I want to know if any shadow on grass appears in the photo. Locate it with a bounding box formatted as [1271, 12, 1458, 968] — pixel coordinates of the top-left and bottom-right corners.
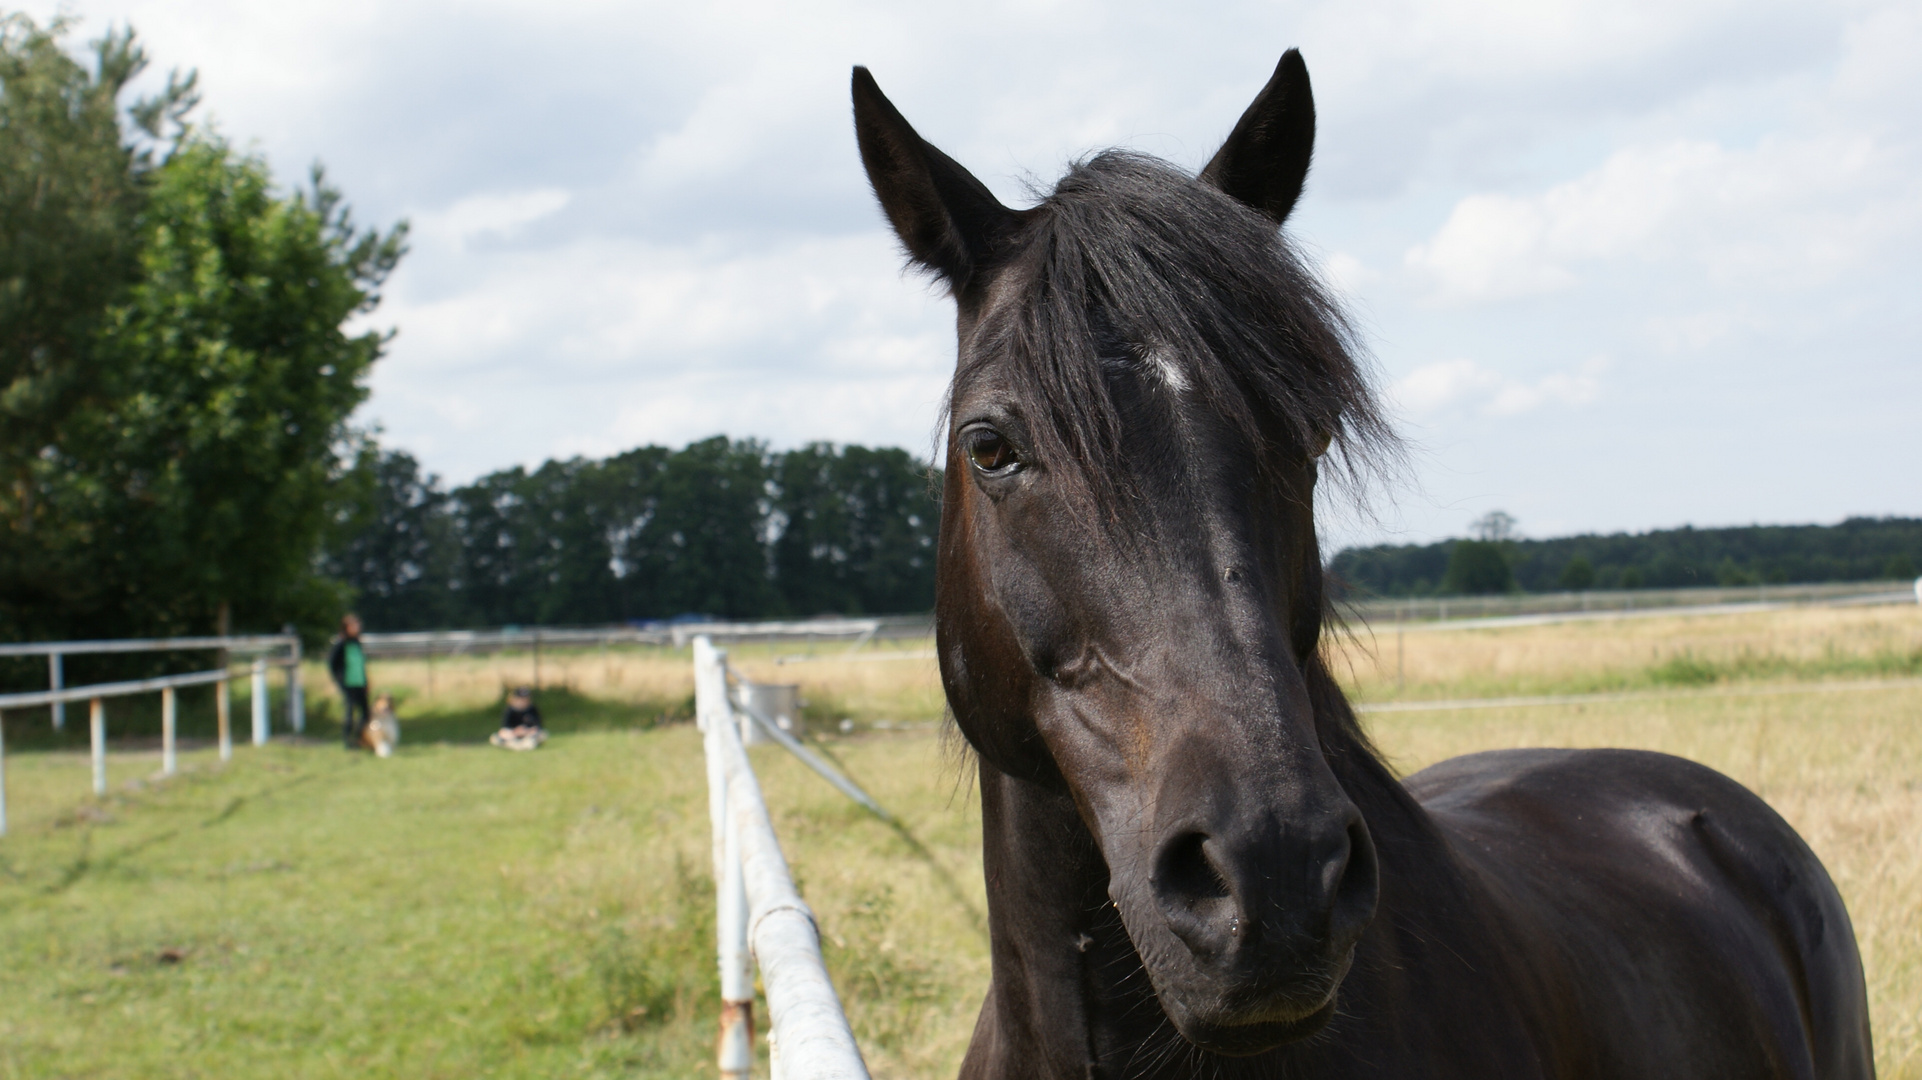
[0, 686, 694, 755]
[396, 686, 692, 746]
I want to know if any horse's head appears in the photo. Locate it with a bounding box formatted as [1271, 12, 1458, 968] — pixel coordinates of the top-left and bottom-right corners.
[855, 52, 1386, 1056]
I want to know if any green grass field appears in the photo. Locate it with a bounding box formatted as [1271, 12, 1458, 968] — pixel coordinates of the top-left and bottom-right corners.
[0, 689, 986, 1079]
[1, 605, 1918, 1078]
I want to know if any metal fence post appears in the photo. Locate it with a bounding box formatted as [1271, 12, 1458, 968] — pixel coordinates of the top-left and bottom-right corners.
[698, 637, 755, 1079]
[217, 677, 232, 762]
[161, 686, 177, 777]
[251, 659, 269, 746]
[90, 698, 106, 796]
[0, 709, 8, 836]
[285, 626, 305, 734]
[49, 653, 64, 732]
[719, 793, 754, 1080]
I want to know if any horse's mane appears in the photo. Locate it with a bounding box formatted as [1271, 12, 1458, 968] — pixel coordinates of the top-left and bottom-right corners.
[952, 151, 1402, 768]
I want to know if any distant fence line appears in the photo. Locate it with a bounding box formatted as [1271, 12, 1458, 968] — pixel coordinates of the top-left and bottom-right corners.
[0, 634, 305, 837]
[359, 581, 1919, 662]
[1340, 581, 1915, 625]
[355, 616, 935, 659]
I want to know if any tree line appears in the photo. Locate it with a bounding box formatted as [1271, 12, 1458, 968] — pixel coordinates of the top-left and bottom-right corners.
[322, 440, 940, 630]
[1331, 517, 1922, 598]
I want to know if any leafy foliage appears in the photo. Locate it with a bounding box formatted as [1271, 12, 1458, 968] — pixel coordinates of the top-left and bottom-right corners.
[1557, 555, 1596, 590]
[1441, 539, 1514, 595]
[327, 439, 941, 629]
[772, 443, 941, 617]
[0, 16, 404, 643]
[1333, 517, 1922, 597]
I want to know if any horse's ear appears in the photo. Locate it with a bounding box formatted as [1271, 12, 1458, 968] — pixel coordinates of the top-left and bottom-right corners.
[1200, 49, 1316, 225]
[853, 66, 1018, 291]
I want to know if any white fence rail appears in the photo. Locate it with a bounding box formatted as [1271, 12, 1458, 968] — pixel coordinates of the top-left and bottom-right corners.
[355, 617, 934, 659]
[0, 634, 305, 837]
[696, 636, 871, 1080]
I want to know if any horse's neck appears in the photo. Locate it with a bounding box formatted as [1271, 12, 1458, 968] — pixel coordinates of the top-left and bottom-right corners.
[965, 765, 1145, 1080]
[962, 670, 1481, 1080]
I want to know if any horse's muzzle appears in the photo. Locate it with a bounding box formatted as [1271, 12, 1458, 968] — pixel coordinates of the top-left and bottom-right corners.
[1140, 808, 1380, 1055]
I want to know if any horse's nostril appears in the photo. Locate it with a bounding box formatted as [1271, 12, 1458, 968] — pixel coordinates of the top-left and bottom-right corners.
[1154, 831, 1239, 956]
[1155, 831, 1230, 905]
[1328, 818, 1380, 944]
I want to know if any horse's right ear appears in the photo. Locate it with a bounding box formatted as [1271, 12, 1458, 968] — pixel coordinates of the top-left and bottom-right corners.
[852, 67, 1018, 292]
[1200, 49, 1316, 225]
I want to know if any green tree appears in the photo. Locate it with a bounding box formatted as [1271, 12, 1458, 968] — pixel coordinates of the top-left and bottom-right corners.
[321, 449, 457, 630]
[0, 16, 405, 642]
[1557, 555, 1595, 591]
[626, 437, 777, 619]
[0, 15, 189, 636]
[1442, 539, 1514, 595]
[60, 138, 403, 637]
[772, 443, 939, 615]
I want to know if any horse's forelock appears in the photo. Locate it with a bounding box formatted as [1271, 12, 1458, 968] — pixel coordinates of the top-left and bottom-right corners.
[958, 151, 1396, 521]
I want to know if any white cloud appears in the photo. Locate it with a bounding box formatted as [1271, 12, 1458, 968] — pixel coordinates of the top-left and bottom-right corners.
[363, 228, 955, 478]
[413, 189, 571, 251]
[1391, 357, 1606, 418]
[1405, 128, 1920, 306]
[1318, 251, 1378, 298]
[23, 0, 1922, 540]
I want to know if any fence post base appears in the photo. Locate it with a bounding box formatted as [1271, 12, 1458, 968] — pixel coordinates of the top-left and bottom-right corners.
[251, 660, 269, 746]
[719, 999, 754, 1080]
[161, 687, 177, 777]
[90, 698, 106, 796]
[49, 654, 64, 732]
[217, 679, 231, 762]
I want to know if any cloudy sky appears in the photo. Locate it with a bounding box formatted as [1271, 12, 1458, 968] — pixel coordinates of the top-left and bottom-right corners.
[31, 0, 1922, 549]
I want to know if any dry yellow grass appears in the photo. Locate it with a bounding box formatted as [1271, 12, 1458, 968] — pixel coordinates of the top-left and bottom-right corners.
[1333, 602, 1922, 700]
[351, 640, 948, 728]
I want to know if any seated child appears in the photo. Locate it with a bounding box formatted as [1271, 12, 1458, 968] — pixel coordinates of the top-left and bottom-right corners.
[361, 693, 401, 758]
[489, 686, 547, 751]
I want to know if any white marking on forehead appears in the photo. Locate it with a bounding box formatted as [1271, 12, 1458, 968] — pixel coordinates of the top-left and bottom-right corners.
[1143, 347, 1191, 394]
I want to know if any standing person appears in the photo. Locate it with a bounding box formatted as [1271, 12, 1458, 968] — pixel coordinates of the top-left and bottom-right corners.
[327, 614, 371, 750]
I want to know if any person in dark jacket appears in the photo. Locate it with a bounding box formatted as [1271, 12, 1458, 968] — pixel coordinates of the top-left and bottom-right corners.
[327, 614, 371, 749]
[489, 686, 546, 750]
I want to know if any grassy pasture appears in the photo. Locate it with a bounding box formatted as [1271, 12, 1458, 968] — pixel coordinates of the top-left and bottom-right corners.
[0, 604, 1916, 1077]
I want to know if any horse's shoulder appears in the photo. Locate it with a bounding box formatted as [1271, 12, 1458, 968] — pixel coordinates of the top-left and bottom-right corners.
[1403, 745, 1804, 871]
[1404, 745, 1744, 813]
[1398, 746, 1869, 1078]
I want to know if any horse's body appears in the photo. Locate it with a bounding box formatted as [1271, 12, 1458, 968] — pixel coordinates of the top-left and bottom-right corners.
[852, 52, 1873, 1079]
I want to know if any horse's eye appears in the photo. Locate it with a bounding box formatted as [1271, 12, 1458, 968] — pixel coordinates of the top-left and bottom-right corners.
[966, 431, 1020, 474]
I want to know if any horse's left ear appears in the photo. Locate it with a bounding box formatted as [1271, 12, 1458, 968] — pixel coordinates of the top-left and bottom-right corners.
[852, 66, 1019, 292]
[1200, 49, 1316, 225]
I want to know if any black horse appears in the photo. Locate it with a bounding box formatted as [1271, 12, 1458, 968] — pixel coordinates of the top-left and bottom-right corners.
[853, 52, 1874, 1079]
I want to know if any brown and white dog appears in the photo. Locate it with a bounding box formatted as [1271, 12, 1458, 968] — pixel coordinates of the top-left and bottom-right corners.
[361, 693, 400, 758]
